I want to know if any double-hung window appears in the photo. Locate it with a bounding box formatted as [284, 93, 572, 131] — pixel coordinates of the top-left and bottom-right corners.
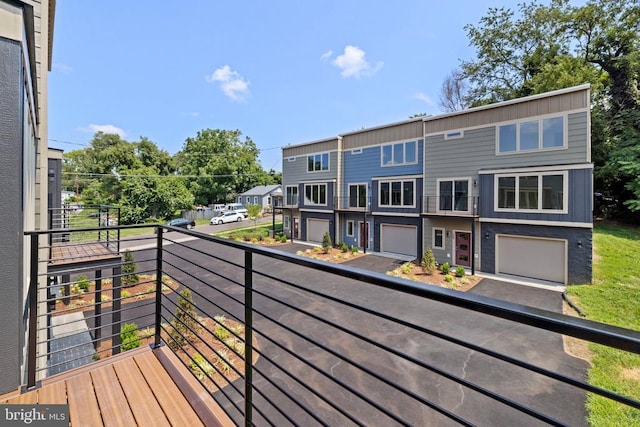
[286, 186, 298, 206]
[304, 184, 327, 205]
[308, 153, 329, 172]
[432, 227, 445, 250]
[438, 179, 470, 212]
[348, 184, 367, 208]
[379, 180, 414, 207]
[496, 171, 566, 212]
[498, 115, 565, 153]
[381, 140, 417, 166]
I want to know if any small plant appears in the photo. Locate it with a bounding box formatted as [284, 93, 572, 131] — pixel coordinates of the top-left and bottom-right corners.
[169, 289, 200, 348]
[280, 235, 287, 243]
[120, 322, 141, 351]
[313, 246, 323, 253]
[400, 262, 413, 275]
[420, 248, 437, 275]
[122, 250, 139, 287]
[441, 262, 451, 275]
[296, 250, 304, 256]
[190, 353, 214, 380]
[444, 274, 454, 283]
[214, 324, 230, 340]
[340, 242, 349, 252]
[216, 349, 234, 374]
[70, 284, 83, 295]
[101, 295, 112, 302]
[121, 290, 131, 299]
[351, 246, 359, 254]
[76, 275, 90, 292]
[92, 353, 101, 361]
[322, 231, 332, 254]
[455, 266, 466, 278]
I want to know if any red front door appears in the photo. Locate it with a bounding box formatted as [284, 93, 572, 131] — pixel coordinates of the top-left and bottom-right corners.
[293, 218, 299, 239]
[455, 232, 471, 267]
[359, 222, 369, 249]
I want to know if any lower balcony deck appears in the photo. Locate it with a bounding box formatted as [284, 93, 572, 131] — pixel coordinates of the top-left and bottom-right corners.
[2, 345, 231, 427]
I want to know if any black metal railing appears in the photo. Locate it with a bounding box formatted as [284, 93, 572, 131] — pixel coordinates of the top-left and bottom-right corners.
[423, 195, 479, 216]
[25, 225, 640, 426]
[48, 204, 121, 252]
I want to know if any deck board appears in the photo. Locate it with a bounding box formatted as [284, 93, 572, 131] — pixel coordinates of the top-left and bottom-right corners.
[67, 372, 103, 426]
[91, 365, 137, 427]
[37, 381, 67, 404]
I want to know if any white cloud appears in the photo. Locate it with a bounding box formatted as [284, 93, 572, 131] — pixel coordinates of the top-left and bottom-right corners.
[331, 45, 383, 79]
[78, 124, 127, 137]
[413, 92, 435, 106]
[205, 65, 250, 101]
[320, 50, 333, 61]
[53, 62, 73, 74]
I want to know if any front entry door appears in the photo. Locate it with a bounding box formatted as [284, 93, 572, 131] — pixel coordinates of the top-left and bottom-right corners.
[455, 232, 471, 267]
[293, 217, 299, 239]
[359, 222, 369, 249]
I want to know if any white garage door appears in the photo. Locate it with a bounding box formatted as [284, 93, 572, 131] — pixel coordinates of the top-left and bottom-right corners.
[381, 224, 417, 258]
[307, 219, 329, 243]
[497, 235, 566, 283]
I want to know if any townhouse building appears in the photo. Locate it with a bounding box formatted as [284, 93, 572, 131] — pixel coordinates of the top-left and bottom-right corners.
[282, 85, 593, 285]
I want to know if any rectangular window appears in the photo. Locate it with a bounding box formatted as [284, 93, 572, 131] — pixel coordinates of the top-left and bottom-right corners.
[286, 186, 298, 206]
[307, 153, 330, 172]
[237, 196, 242, 203]
[351, 148, 363, 154]
[349, 184, 367, 208]
[253, 196, 258, 204]
[267, 196, 271, 206]
[444, 131, 464, 140]
[288, 157, 296, 162]
[497, 115, 565, 153]
[495, 172, 566, 212]
[304, 184, 327, 205]
[246, 197, 250, 204]
[380, 140, 418, 166]
[432, 228, 445, 250]
[284, 216, 290, 229]
[346, 220, 354, 236]
[379, 180, 414, 207]
[438, 179, 470, 212]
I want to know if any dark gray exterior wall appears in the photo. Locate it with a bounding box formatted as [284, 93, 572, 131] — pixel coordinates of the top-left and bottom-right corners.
[372, 216, 422, 256]
[0, 37, 24, 394]
[48, 157, 62, 222]
[480, 222, 592, 284]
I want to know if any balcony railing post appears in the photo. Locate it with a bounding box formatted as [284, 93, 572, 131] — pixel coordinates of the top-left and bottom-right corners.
[27, 233, 39, 389]
[244, 250, 253, 427]
[112, 264, 122, 355]
[154, 227, 164, 347]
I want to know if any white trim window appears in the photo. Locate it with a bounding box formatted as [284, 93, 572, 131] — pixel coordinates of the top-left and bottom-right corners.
[304, 183, 327, 206]
[444, 130, 464, 140]
[283, 216, 290, 229]
[437, 178, 471, 212]
[348, 183, 367, 208]
[267, 196, 271, 206]
[381, 140, 417, 167]
[346, 220, 354, 237]
[495, 171, 567, 213]
[432, 227, 445, 250]
[237, 196, 242, 203]
[497, 115, 565, 154]
[288, 156, 296, 162]
[285, 186, 298, 206]
[246, 196, 251, 204]
[379, 180, 415, 207]
[308, 153, 329, 172]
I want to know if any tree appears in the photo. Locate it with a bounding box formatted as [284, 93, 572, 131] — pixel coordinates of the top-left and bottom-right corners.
[169, 288, 200, 348]
[322, 232, 332, 254]
[421, 248, 437, 275]
[122, 250, 139, 287]
[246, 204, 262, 229]
[439, 69, 469, 112]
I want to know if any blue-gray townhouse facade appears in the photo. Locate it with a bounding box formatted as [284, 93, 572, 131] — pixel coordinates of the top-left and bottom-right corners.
[282, 85, 593, 285]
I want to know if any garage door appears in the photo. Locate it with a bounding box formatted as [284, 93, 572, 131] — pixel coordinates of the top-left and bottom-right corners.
[497, 235, 566, 283]
[307, 219, 329, 243]
[381, 224, 417, 258]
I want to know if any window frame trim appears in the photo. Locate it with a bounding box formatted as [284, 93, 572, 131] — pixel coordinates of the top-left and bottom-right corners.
[303, 183, 328, 206]
[493, 170, 569, 214]
[495, 112, 568, 155]
[380, 140, 419, 167]
[285, 185, 299, 206]
[436, 177, 472, 213]
[347, 182, 368, 209]
[307, 152, 330, 173]
[346, 220, 354, 237]
[432, 227, 445, 250]
[378, 178, 416, 208]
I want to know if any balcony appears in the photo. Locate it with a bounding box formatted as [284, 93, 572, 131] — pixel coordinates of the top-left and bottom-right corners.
[13, 225, 640, 425]
[422, 195, 479, 217]
[334, 196, 371, 212]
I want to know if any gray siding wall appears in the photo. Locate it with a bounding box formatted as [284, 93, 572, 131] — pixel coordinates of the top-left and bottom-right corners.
[0, 37, 24, 394]
[373, 216, 422, 256]
[423, 218, 480, 269]
[424, 112, 589, 199]
[480, 223, 592, 284]
[479, 168, 592, 223]
[282, 151, 338, 187]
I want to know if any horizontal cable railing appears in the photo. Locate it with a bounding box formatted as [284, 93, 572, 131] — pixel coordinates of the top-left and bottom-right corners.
[25, 225, 640, 426]
[423, 195, 478, 215]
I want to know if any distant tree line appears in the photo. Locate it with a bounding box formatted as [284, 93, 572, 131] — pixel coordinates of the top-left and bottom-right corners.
[62, 129, 281, 224]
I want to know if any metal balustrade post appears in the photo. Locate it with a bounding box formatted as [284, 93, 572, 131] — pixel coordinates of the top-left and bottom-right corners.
[244, 250, 253, 427]
[112, 265, 122, 355]
[154, 227, 164, 347]
[27, 234, 39, 389]
[94, 270, 102, 342]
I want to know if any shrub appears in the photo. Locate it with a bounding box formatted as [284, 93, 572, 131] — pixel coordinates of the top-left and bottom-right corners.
[121, 290, 131, 299]
[190, 353, 214, 380]
[120, 322, 141, 351]
[420, 248, 437, 275]
[280, 235, 287, 243]
[441, 262, 450, 274]
[76, 275, 90, 292]
[169, 289, 200, 348]
[340, 242, 349, 252]
[400, 262, 413, 275]
[444, 274, 454, 283]
[122, 250, 139, 287]
[322, 232, 332, 254]
[214, 324, 230, 341]
[351, 245, 359, 254]
[313, 246, 323, 253]
[455, 266, 466, 278]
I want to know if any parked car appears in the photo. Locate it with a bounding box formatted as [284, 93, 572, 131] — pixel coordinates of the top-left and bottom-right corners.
[166, 218, 196, 229]
[210, 211, 244, 225]
[224, 203, 248, 218]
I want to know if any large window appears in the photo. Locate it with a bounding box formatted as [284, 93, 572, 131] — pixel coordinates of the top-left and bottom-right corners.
[349, 184, 367, 208]
[308, 153, 329, 172]
[286, 186, 298, 206]
[304, 184, 327, 205]
[498, 115, 565, 153]
[438, 179, 470, 212]
[381, 140, 417, 166]
[496, 172, 566, 212]
[379, 180, 414, 207]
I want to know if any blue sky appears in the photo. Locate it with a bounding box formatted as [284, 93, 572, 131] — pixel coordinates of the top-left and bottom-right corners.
[49, 1, 527, 172]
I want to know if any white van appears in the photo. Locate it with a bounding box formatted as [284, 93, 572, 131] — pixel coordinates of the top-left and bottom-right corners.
[225, 203, 248, 218]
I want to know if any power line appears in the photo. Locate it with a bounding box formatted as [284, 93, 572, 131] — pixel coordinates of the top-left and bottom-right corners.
[50, 138, 284, 153]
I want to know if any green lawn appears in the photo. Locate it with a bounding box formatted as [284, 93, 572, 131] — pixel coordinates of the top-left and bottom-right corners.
[566, 222, 640, 426]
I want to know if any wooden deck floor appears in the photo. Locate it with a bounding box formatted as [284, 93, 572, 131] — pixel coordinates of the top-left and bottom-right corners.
[50, 241, 121, 267]
[1, 346, 232, 427]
